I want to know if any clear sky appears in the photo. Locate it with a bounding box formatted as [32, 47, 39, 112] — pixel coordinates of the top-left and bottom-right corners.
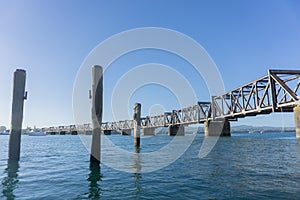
[0, 0, 300, 128]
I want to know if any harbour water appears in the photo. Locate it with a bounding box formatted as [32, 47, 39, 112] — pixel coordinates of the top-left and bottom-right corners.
[1, 132, 300, 199]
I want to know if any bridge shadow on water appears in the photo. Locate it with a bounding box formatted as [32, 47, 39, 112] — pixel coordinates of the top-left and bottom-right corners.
[1, 160, 20, 200]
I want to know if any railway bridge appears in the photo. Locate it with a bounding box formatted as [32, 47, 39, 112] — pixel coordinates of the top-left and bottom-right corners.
[43, 69, 300, 137]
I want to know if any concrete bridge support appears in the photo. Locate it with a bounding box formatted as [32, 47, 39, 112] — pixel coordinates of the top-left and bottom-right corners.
[85, 130, 92, 135]
[294, 105, 300, 137]
[70, 130, 78, 135]
[143, 127, 155, 136]
[122, 129, 131, 135]
[204, 119, 231, 136]
[103, 130, 111, 135]
[168, 125, 185, 136]
[8, 69, 26, 161]
[59, 131, 66, 135]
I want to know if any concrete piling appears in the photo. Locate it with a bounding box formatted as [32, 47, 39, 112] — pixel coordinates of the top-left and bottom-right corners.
[133, 103, 141, 150]
[294, 105, 300, 137]
[168, 125, 185, 136]
[90, 65, 103, 163]
[122, 129, 131, 135]
[8, 69, 26, 161]
[204, 118, 231, 136]
[103, 130, 111, 135]
[143, 127, 155, 136]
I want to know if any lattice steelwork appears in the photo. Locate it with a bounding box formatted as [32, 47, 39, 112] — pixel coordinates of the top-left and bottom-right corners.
[44, 69, 300, 133]
[171, 102, 211, 125]
[211, 69, 300, 120]
[141, 112, 172, 128]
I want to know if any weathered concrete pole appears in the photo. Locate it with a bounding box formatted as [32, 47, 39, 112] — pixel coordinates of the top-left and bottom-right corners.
[294, 105, 300, 137]
[90, 65, 103, 163]
[8, 69, 26, 161]
[133, 103, 141, 150]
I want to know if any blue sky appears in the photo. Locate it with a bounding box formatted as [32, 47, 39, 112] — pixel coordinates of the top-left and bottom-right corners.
[0, 0, 300, 128]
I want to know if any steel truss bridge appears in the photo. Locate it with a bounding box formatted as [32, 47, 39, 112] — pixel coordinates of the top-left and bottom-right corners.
[43, 69, 300, 133]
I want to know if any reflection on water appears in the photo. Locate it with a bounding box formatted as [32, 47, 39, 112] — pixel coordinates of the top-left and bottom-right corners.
[87, 161, 102, 199]
[297, 138, 300, 158]
[132, 152, 141, 173]
[1, 133, 300, 199]
[134, 147, 140, 154]
[132, 151, 142, 200]
[133, 173, 142, 200]
[2, 160, 19, 199]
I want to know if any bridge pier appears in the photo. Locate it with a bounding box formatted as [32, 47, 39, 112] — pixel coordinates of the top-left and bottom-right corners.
[204, 119, 230, 136]
[70, 130, 78, 135]
[103, 130, 111, 135]
[59, 131, 66, 135]
[85, 130, 92, 135]
[122, 129, 131, 135]
[168, 125, 185, 136]
[294, 105, 300, 137]
[143, 127, 155, 136]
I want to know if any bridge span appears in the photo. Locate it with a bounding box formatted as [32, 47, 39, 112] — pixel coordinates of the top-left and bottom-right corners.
[43, 69, 300, 137]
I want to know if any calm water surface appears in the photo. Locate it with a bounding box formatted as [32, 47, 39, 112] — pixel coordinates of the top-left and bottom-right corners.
[0, 132, 300, 199]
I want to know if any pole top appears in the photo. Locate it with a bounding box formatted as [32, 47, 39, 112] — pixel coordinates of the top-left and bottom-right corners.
[92, 65, 103, 69]
[16, 69, 26, 73]
[134, 103, 141, 107]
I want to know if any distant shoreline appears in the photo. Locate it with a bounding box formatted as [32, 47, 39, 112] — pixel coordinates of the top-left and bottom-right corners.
[0, 125, 296, 135]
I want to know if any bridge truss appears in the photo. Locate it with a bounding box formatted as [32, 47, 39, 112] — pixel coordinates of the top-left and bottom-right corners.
[43, 69, 300, 132]
[212, 69, 300, 120]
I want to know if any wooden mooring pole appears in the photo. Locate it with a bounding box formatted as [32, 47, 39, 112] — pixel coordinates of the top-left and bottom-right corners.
[133, 103, 141, 151]
[8, 69, 27, 161]
[90, 65, 103, 163]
